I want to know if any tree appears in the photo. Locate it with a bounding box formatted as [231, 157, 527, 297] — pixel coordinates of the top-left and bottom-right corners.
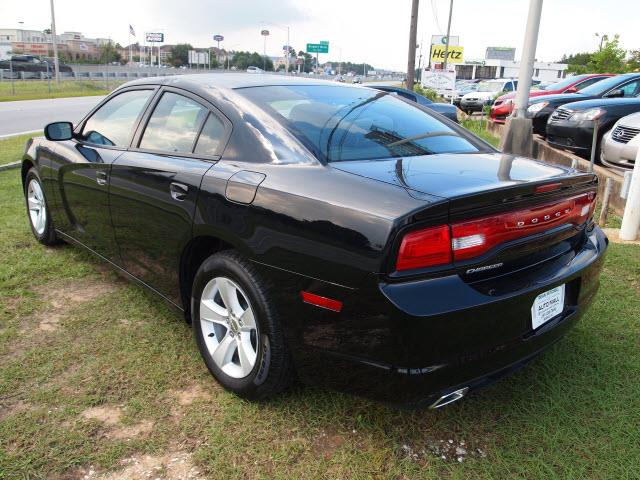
[587, 35, 627, 73]
[231, 51, 273, 71]
[627, 49, 640, 72]
[99, 42, 122, 64]
[297, 50, 314, 73]
[560, 52, 594, 74]
[169, 44, 193, 67]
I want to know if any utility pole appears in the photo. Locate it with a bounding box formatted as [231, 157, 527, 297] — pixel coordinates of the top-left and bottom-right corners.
[406, 0, 419, 89]
[500, 0, 543, 157]
[49, 0, 60, 84]
[442, 0, 454, 72]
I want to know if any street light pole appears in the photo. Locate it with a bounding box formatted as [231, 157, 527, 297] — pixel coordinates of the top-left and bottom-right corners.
[49, 0, 60, 84]
[500, 0, 544, 158]
[514, 0, 543, 119]
[406, 0, 419, 88]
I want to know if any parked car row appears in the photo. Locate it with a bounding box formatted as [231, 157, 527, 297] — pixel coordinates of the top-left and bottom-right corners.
[528, 73, 640, 170]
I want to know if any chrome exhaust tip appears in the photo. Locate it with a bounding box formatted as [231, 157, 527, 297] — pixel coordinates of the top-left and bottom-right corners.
[429, 387, 469, 409]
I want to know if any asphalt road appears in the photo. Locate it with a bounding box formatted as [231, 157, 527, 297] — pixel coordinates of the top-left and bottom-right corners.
[0, 96, 105, 138]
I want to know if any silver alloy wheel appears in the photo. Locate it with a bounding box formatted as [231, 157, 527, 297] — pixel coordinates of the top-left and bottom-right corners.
[27, 178, 46, 235]
[199, 277, 259, 379]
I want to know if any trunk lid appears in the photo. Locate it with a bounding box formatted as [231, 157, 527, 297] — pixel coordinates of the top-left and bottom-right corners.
[332, 152, 590, 202]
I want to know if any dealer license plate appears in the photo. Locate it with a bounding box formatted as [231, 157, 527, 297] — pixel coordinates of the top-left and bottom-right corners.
[531, 284, 565, 330]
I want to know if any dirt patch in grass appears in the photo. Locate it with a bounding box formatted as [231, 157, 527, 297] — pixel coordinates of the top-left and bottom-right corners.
[312, 427, 347, 459]
[31, 279, 119, 333]
[77, 451, 204, 480]
[81, 405, 155, 441]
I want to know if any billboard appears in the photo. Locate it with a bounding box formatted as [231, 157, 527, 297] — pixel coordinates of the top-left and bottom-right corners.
[486, 47, 516, 61]
[145, 32, 164, 43]
[430, 45, 464, 64]
[188, 50, 209, 65]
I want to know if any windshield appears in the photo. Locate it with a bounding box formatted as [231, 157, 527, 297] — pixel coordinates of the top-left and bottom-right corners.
[580, 75, 633, 96]
[476, 81, 505, 93]
[238, 85, 485, 162]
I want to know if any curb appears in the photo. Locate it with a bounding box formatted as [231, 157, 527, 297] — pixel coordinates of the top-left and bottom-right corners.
[0, 161, 20, 172]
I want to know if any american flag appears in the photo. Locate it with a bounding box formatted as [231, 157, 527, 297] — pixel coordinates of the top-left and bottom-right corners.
[129, 25, 136, 36]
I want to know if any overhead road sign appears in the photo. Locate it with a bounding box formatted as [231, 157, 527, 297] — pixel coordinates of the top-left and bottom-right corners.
[307, 43, 328, 54]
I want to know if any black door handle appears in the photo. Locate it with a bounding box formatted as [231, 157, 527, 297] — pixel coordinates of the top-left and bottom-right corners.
[170, 182, 188, 201]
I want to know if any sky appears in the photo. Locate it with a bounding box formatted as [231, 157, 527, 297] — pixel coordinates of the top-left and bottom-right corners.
[1, 0, 639, 71]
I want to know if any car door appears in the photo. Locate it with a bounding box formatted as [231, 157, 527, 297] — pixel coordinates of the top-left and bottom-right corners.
[109, 87, 231, 305]
[48, 87, 156, 261]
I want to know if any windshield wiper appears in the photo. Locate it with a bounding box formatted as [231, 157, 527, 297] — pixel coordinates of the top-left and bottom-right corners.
[386, 131, 461, 148]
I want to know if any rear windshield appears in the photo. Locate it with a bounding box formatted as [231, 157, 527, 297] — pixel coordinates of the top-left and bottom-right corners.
[238, 85, 484, 162]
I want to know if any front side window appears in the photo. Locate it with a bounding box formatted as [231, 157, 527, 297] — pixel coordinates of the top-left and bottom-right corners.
[140, 92, 209, 153]
[617, 80, 640, 97]
[81, 89, 153, 147]
[239, 85, 484, 162]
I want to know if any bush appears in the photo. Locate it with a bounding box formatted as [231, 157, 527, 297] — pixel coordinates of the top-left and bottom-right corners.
[413, 84, 439, 101]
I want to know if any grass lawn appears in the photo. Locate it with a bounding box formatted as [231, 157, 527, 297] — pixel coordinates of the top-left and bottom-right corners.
[0, 80, 123, 102]
[461, 117, 501, 148]
[1, 140, 639, 479]
[0, 133, 41, 165]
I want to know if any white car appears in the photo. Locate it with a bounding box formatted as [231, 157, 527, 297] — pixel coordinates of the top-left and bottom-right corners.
[601, 111, 640, 170]
[246, 66, 264, 74]
[460, 79, 517, 113]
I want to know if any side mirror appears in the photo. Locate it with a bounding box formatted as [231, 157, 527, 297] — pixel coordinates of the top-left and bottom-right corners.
[565, 86, 578, 93]
[605, 89, 624, 99]
[44, 121, 73, 141]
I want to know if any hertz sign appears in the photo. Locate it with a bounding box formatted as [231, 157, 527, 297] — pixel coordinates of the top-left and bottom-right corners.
[431, 45, 464, 63]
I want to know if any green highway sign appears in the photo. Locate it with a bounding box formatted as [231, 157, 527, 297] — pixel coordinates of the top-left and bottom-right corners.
[319, 40, 329, 46]
[306, 43, 329, 54]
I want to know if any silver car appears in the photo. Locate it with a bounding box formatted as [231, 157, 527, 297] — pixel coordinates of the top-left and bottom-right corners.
[601, 111, 640, 170]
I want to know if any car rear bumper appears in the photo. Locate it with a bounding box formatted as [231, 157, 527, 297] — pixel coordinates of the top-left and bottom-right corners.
[272, 225, 607, 407]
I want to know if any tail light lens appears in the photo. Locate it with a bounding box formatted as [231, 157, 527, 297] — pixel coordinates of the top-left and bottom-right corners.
[396, 191, 596, 271]
[396, 225, 451, 271]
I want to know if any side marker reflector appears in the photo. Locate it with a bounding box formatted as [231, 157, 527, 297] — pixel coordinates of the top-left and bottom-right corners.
[300, 291, 343, 312]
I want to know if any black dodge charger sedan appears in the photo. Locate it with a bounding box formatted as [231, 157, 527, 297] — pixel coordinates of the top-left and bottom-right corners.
[546, 97, 640, 160]
[527, 73, 640, 135]
[21, 74, 607, 408]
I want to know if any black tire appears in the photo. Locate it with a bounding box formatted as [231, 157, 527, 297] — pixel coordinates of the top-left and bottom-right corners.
[24, 168, 59, 246]
[191, 250, 295, 400]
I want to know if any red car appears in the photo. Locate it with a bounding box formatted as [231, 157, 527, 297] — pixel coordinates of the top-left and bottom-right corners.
[490, 74, 613, 123]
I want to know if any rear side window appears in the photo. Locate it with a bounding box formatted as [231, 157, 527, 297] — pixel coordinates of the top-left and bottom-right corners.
[140, 92, 208, 153]
[239, 85, 482, 162]
[194, 113, 226, 156]
[81, 89, 152, 147]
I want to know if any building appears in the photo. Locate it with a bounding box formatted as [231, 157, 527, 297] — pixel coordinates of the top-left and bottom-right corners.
[0, 28, 111, 62]
[453, 59, 568, 82]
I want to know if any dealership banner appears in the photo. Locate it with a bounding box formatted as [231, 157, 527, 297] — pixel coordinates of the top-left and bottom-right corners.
[430, 45, 464, 64]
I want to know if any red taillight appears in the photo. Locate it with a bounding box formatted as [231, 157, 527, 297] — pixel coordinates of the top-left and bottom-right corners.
[396, 225, 451, 271]
[395, 192, 596, 271]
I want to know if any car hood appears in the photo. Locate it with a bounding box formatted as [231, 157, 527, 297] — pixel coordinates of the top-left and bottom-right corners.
[529, 92, 593, 105]
[462, 91, 497, 100]
[332, 152, 573, 199]
[617, 111, 640, 128]
[555, 97, 640, 111]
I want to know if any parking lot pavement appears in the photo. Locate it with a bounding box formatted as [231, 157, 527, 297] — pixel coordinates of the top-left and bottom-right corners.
[0, 95, 104, 137]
